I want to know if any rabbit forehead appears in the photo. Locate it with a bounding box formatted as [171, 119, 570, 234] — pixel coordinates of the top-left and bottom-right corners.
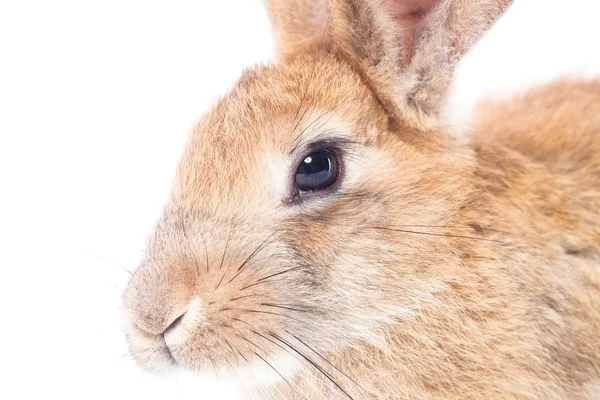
[170, 54, 387, 211]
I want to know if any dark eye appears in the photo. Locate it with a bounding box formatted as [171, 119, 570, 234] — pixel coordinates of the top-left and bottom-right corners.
[294, 151, 338, 192]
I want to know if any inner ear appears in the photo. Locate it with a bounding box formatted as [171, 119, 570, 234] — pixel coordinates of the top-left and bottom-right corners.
[381, 0, 442, 66]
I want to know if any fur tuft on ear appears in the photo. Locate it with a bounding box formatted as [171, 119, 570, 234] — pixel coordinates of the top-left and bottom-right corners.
[266, 0, 512, 127]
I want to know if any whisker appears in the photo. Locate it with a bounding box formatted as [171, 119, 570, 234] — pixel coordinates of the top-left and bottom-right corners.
[252, 330, 305, 365]
[230, 318, 298, 363]
[219, 222, 233, 270]
[85, 252, 133, 276]
[290, 97, 366, 153]
[244, 328, 313, 400]
[250, 332, 320, 400]
[207, 351, 219, 378]
[298, 367, 331, 400]
[223, 338, 238, 360]
[261, 303, 309, 313]
[290, 333, 372, 397]
[238, 350, 249, 363]
[291, 110, 334, 150]
[225, 357, 237, 370]
[215, 272, 226, 290]
[240, 281, 268, 290]
[228, 324, 302, 399]
[241, 266, 303, 291]
[384, 224, 536, 241]
[373, 227, 507, 244]
[225, 358, 247, 393]
[230, 294, 265, 302]
[238, 232, 278, 272]
[229, 231, 278, 284]
[270, 332, 354, 400]
[222, 322, 245, 337]
[253, 352, 305, 399]
[222, 308, 304, 323]
[232, 349, 264, 400]
[467, 256, 499, 261]
[116, 351, 132, 362]
[240, 335, 264, 353]
[231, 317, 254, 329]
[231, 318, 304, 368]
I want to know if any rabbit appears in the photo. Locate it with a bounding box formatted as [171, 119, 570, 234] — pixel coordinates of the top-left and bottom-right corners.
[122, 0, 600, 398]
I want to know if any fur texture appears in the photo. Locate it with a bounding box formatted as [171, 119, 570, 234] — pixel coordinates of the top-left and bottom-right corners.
[122, 1, 600, 398]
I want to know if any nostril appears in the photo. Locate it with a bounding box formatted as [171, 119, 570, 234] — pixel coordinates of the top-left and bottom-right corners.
[163, 313, 185, 335]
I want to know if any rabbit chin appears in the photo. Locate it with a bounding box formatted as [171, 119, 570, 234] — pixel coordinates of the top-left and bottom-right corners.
[206, 350, 305, 391]
[123, 302, 306, 390]
[130, 340, 305, 391]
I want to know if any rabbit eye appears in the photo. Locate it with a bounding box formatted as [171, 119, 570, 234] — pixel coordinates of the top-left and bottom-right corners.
[294, 151, 338, 192]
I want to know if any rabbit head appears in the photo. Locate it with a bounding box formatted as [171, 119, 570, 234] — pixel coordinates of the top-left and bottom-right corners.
[119, 1, 600, 399]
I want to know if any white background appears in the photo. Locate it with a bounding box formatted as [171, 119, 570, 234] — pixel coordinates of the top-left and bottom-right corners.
[1, 1, 599, 399]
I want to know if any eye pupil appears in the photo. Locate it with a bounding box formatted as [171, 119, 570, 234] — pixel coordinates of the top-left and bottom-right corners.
[295, 151, 338, 192]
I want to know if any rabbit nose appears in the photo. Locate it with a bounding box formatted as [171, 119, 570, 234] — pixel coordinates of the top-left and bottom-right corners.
[162, 297, 204, 342]
[126, 309, 188, 339]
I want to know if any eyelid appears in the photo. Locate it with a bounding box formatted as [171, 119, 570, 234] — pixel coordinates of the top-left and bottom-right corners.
[292, 137, 359, 157]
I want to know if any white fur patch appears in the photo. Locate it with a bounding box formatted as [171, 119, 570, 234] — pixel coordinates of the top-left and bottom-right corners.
[197, 348, 305, 394]
[585, 382, 600, 398]
[444, 0, 600, 134]
[267, 154, 293, 200]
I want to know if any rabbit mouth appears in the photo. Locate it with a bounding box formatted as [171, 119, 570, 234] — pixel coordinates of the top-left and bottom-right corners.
[123, 315, 179, 373]
[133, 342, 178, 373]
[163, 339, 178, 364]
[124, 314, 304, 389]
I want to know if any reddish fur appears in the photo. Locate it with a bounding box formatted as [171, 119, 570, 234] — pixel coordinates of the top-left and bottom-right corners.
[123, 1, 600, 398]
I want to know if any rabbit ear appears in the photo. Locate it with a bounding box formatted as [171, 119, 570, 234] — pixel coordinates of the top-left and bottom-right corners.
[395, 0, 512, 125]
[266, 0, 511, 127]
[328, 0, 512, 126]
[265, 0, 331, 56]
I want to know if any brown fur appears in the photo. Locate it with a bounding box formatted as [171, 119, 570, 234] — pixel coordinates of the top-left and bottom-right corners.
[122, 1, 600, 398]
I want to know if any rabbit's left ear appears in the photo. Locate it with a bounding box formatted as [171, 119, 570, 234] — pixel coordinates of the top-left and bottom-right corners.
[266, 0, 512, 126]
[265, 0, 331, 56]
